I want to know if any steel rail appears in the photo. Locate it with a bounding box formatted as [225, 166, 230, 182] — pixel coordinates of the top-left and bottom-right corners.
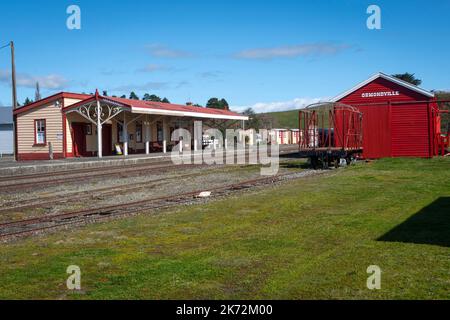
[0, 164, 256, 213]
[0, 171, 307, 239]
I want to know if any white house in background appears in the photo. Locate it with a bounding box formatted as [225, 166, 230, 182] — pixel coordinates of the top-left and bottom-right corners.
[269, 128, 291, 144]
[290, 129, 301, 144]
[0, 107, 13, 156]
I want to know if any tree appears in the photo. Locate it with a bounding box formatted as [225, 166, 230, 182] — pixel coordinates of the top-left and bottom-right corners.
[206, 97, 229, 110]
[435, 91, 450, 132]
[120, 94, 126, 99]
[392, 73, 422, 86]
[206, 98, 219, 108]
[102, 90, 108, 96]
[243, 107, 261, 130]
[220, 98, 229, 110]
[24, 97, 33, 105]
[129, 92, 139, 100]
[161, 97, 170, 103]
[143, 93, 162, 102]
[34, 82, 41, 101]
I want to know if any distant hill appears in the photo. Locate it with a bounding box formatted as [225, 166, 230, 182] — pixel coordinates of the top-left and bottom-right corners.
[260, 109, 299, 129]
[260, 104, 330, 129]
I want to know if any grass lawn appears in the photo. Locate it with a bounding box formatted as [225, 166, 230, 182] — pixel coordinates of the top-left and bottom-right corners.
[263, 109, 299, 129]
[263, 106, 331, 129]
[0, 158, 449, 299]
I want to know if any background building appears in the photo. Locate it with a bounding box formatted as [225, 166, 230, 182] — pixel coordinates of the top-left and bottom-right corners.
[0, 107, 13, 156]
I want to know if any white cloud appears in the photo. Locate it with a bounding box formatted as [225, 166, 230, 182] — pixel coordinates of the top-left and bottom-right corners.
[145, 44, 192, 58]
[175, 81, 190, 89]
[0, 70, 68, 89]
[100, 68, 126, 76]
[234, 43, 350, 60]
[231, 97, 327, 113]
[198, 71, 223, 78]
[136, 64, 172, 73]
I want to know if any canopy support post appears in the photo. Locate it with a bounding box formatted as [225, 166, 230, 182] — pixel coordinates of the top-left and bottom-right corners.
[96, 93, 103, 158]
[145, 115, 150, 155]
[123, 112, 128, 156]
[163, 117, 168, 153]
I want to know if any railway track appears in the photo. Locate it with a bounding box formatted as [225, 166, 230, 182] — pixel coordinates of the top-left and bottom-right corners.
[0, 164, 255, 214]
[0, 162, 202, 192]
[0, 159, 175, 182]
[0, 170, 311, 241]
[0, 147, 300, 192]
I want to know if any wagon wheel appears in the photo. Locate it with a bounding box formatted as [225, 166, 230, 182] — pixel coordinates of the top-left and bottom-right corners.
[310, 156, 318, 169]
[346, 155, 352, 166]
[334, 158, 339, 168]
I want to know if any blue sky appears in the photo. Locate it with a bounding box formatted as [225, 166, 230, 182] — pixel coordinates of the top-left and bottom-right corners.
[0, 0, 449, 112]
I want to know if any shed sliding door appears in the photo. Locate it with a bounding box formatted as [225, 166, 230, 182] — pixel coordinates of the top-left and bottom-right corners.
[390, 104, 429, 157]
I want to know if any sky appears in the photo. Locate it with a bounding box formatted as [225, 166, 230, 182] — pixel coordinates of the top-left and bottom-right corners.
[0, 0, 449, 112]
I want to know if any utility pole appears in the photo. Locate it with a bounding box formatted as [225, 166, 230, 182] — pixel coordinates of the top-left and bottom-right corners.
[10, 41, 18, 161]
[11, 41, 17, 109]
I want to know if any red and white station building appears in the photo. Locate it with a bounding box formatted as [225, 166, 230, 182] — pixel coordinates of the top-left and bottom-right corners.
[13, 91, 248, 160]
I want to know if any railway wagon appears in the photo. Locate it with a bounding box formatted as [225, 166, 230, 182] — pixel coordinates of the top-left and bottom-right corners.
[298, 102, 363, 168]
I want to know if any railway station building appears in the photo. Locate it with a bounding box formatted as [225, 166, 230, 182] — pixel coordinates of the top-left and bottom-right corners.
[13, 91, 248, 160]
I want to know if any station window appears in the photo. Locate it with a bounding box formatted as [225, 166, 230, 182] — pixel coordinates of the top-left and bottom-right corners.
[34, 119, 46, 145]
[157, 121, 163, 142]
[117, 123, 124, 143]
[136, 122, 142, 143]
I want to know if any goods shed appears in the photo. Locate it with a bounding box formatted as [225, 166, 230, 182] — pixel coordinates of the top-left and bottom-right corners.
[331, 72, 442, 158]
[13, 91, 247, 160]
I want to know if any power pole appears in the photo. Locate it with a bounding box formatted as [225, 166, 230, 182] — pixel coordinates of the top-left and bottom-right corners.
[11, 41, 18, 161]
[11, 41, 17, 109]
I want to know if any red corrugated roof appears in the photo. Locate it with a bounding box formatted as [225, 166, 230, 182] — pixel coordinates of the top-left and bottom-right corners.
[13, 92, 92, 115]
[15, 91, 246, 119]
[104, 96, 243, 117]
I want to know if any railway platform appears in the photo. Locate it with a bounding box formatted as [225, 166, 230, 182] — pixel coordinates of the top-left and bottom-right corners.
[0, 144, 299, 177]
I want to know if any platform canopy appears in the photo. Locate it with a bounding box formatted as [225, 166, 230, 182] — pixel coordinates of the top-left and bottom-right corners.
[63, 92, 248, 121]
[62, 90, 248, 158]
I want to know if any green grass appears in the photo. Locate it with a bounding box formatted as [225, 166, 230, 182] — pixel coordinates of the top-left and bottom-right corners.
[263, 109, 299, 129]
[262, 106, 330, 129]
[0, 158, 449, 299]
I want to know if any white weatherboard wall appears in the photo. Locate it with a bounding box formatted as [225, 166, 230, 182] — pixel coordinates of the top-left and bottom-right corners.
[0, 130, 13, 155]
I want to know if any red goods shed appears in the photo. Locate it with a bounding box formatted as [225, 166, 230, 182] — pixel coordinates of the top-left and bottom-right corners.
[331, 72, 441, 158]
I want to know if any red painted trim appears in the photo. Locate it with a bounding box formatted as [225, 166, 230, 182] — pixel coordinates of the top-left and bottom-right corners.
[13, 92, 91, 115]
[17, 153, 64, 161]
[62, 95, 132, 113]
[62, 99, 67, 158]
[388, 100, 392, 157]
[13, 114, 18, 161]
[427, 101, 433, 158]
[34, 119, 47, 146]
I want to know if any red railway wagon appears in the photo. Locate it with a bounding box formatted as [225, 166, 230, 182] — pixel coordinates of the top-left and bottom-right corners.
[331, 72, 442, 159]
[298, 102, 363, 168]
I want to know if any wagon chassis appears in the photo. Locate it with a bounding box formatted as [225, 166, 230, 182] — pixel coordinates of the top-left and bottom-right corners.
[298, 147, 363, 169]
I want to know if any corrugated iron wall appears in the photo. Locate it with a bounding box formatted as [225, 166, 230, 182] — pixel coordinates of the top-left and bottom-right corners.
[391, 103, 429, 157]
[338, 77, 436, 158]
